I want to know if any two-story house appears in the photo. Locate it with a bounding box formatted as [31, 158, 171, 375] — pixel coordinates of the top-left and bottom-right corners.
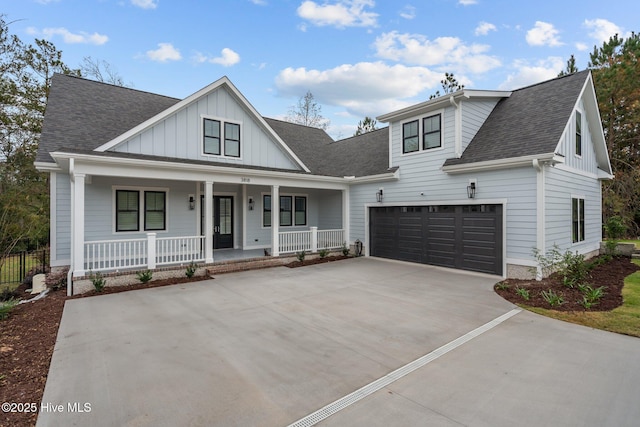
[36, 70, 612, 294]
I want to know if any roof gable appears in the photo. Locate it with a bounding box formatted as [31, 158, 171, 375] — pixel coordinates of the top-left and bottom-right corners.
[443, 70, 592, 167]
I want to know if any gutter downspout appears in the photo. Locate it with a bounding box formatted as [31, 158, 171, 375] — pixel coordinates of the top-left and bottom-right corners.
[450, 95, 462, 158]
[533, 159, 545, 280]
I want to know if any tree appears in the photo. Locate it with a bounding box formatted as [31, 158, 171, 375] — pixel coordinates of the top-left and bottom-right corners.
[285, 90, 330, 130]
[588, 32, 640, 236]
[558, 54, 579, 77]
[429, 72, 464, 99]
[80, 56, 127, 86]
[0, 15, 78, 256]
[354, 116, 377, 136]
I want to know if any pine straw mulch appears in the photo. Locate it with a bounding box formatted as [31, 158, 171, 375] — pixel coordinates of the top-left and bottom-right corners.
[494, 255, 640, 311]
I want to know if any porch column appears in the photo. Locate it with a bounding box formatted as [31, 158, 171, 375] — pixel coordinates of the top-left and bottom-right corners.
[271, 185, 279, 256]
[342, 189, 350, 247]
[71, 172, 86, 279]
[205, 180, 214, 263]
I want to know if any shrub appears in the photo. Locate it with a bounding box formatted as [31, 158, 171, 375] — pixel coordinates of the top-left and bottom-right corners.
[0, 287, 19, 302]
[495, 282, 510, 291]
[45, 267, 69, 291]
[341, 243, 350, 256]
[578, 284, 606, 309]
[0, 299, 18, 320]
[531, 245, 563, 278]
[604, 216, 627, 256]
[515, 286, 530, 300]
[541, 289, 564, 307]
[137, 270, 153, 284]
[318, 249, 329, 258]
[89, 271, 106, 292]
[185, 261, 198, 278]
[559, 251, 588, 288]
[296, 251, 306, 262]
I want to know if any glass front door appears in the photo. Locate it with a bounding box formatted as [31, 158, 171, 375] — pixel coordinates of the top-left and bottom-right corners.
[201, 196, 233, 249]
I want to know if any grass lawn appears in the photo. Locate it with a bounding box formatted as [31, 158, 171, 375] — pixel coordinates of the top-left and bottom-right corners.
[527, 259, 640, 337]
[619, 239, 640, 248]
[0, 253, 43, 292]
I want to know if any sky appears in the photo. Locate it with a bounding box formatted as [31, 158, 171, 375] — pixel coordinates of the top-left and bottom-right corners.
[4, 0, 639, 139]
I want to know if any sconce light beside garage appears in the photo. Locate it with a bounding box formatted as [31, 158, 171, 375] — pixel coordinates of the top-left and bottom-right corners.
[248, 196, 255, 211]
[467, 181, 477, 199]
[376, 188, 384, 203]
[188, 194, 195, 210]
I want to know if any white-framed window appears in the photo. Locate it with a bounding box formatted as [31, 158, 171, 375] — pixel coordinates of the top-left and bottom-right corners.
[572, 196, 585, 243]
[202, 115, 241, 158]
[114, 186, 168, 233]
[262, 194, 307, 227]
[575, 110, 582, 157]
[401, 110, 443, 155]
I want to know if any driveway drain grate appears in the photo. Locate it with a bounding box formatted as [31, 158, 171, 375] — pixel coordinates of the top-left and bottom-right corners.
[287, 308, 521, 427]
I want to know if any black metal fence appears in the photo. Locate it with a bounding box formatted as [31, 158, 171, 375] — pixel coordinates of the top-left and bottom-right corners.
[0, 247, 49, 287]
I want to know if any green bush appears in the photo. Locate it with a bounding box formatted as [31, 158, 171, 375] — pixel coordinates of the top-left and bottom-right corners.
[0, 299, 18, 320]
[341, 243, 350, 256]
[560, 251, 588, 288]
[296, 251, 306, 262]
[578, 284, 606, 309]
[318, 249, 329, 258]
[89, 271, 106, 292]
[515, 286, 530, 300]
[185, 261, 197, 278]
[136, 270, 153, 284]
[45, 268, 68, 291]
[541, 289, 564, 307]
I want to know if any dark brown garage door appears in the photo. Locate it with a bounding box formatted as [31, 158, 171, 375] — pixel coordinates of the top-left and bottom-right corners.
[369, 205, 503, 275]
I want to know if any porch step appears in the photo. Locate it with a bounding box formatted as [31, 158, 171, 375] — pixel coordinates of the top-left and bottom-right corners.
[207, 254, 297, 276]
[632, 250, 640, 260]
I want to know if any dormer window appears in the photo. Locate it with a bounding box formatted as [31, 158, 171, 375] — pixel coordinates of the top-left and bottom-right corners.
[402, 112, 442, 154]
[203, 116, 241, 158]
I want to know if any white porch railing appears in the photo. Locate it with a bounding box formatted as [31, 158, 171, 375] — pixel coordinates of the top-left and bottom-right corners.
[279, 227, 344, 254]
[84, 234, 205, 273]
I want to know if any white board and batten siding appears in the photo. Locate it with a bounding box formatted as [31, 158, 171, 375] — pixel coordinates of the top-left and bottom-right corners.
[112, 85, 300, 171]
[461, 100, 499, 151]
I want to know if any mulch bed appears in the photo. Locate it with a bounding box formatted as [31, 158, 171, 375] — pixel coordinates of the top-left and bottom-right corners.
[285, 254, 351, 268]
[495, 256, 640, 311]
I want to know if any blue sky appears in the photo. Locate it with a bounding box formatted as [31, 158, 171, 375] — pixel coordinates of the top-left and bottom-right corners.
[4, 0, 638, 139]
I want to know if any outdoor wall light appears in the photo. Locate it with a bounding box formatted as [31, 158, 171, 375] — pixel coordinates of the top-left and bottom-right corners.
[248, 196, 255, 211]
[188, 195, 195, 210]
[376, 188, 384, 203]
[467, 182, 476, 199]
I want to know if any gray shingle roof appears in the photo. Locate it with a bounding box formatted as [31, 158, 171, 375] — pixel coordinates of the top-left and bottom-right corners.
[444, 70, 589, 167]
[37, 74, 180, 163]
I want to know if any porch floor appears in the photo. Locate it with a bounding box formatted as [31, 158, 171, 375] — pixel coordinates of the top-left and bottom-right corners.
[212, 248, 267, 263]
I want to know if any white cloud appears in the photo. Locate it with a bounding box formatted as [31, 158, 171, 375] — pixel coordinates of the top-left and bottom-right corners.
[194, 48, 240, 67]
[35, 0, 60, 4]
[275, 61, 443, 117]
[583, 18, 625, 43]
[526, 21, 563, 47]
[475, 21, 496, 36]
[458, 0, 477, 5]
[297, 0, 378, 28]
[250, 0, 268, 4]
[131, 0, 158, 9]
[498, 57, 564, 90]
[26, 27, 108, 45]
[399, 5, 416, 20]
[373, 31, 501, 74]
[146, 43, 182, 62]
[575, 42, 588, 51]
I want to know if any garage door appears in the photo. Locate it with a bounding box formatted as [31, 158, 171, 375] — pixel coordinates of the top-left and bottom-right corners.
[369, 205, 503, 275]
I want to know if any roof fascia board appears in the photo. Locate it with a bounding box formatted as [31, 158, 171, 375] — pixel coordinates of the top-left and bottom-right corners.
[346, 169, 400, 184]
[442, 153, 562, 174]
[34, 161, 62, 172]
[377, 89, 511, 123]
[93, 76, 311, 173]
[50, 151, 342, 184]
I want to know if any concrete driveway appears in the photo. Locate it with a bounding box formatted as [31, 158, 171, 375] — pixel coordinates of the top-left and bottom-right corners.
[37, 258, 640, 426]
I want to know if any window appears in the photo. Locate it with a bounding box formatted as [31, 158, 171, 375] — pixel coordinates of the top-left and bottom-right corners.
[575, 111, 582, 156]
[423, 114, 441, 149]
[295, 196, 307, 226]
[203, 118, 221, 155]
[263, 194, 307, 227]
[263, 195, 272, 227]
[116, 190, 139, 232]
[572, 197, 585, 243]
[144, 191, 166, 231]
[224, 122, 240, 157]
[403, 120, 419, 153]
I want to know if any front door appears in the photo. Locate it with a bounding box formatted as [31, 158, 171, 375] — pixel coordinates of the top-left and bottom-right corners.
[201, 196, 234, 249]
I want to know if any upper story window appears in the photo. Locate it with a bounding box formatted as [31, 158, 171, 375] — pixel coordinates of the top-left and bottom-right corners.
[402, 112, 442, 154]
[423, 114, 441, 149]
[203, 117, 241, 158]
[575, 111, 582, 156]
